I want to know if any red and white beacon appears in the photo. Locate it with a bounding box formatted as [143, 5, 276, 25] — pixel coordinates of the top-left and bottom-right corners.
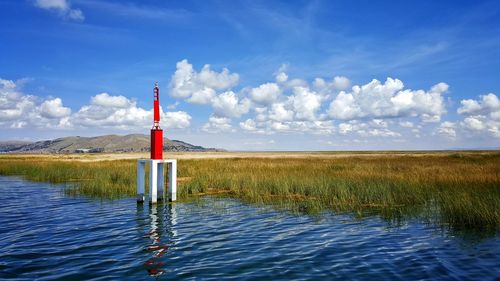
[137, 82, 176, 204]
[150, 82, 163, 160]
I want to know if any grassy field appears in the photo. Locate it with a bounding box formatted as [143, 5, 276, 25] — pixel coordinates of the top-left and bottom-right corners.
[0, 151, 498, 232]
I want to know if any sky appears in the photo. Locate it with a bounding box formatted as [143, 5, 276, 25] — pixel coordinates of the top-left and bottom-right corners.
[0, 0, 499, 150]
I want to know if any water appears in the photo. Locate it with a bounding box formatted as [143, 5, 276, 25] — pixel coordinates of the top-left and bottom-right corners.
[0, 177, 498, 280]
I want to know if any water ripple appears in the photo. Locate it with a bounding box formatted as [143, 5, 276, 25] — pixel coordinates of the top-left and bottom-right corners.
[0, 177, 498, 280]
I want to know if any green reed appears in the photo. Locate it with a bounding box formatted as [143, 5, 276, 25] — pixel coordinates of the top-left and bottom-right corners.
[0, 152, 498, 231]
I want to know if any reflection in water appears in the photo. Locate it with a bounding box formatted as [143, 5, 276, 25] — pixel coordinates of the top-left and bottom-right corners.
[1, 175, 498, 280]
[141, 203, 177, 278]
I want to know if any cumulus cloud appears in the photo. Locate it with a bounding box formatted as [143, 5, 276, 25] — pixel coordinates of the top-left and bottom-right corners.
[460, 115, 499, 138]
[436, 121, 456, 139]
[6, 59, 500, 147]
[240, 119, 259, 132]
[337, 121, 400, 137]
[187, 88, 215, 104]
[332, 76, 351, 90]
[211, 91, 250, 118]
[0, 79, 191, 131]
[399, 121, 414, 128]
[268, 103, 294, 122]
[457, 93, 499, 138]
[458, 93, 499, 120]
[314, 76, 350, 93]
[39, 98, 71, 119]
[34, 0, 84, 21]
[275, 64, 289, 83]
[328, 78, 447, 122]
[249, 83, 281, 105]
[276, 72, 288, 83]
[202, 115, 233, 133]
[0, 78, 70, 129]
[170, 59, 239, 102]
[164, 61, 458, 140]
[0, 79, 35, 121]
[91, 93, 131, 108]
[163, 111, 191, 129]
[74, 93, 191, 129]
[239, 119, 336, 135]
[289, 86, 322, 121]
[359, 128, 401, 138]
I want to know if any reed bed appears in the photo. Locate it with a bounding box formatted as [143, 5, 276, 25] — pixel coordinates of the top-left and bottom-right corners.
[0, 152, 498, 231]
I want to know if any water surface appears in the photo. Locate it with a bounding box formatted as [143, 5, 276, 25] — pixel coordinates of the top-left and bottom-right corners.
[0, 177, 498, 280]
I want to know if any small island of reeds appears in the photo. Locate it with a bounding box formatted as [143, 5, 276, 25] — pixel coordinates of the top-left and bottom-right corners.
[0, 151, 498, 232]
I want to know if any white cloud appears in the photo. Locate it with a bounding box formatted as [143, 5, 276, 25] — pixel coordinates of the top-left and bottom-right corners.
[332, 76, 350, 90]
[163, 111, 191, 129]
[0, 79, 36, 121]
[337, 120, 400, 138]
[328, 78, 447, 122]
[239, 118, 335, 135]
[436, 121, 456, 139]
[249, 83, 281, 105]
[187, 88, 216, 104]
[461, 115, 499, 138]
[399, 121, 414, 128]
[239, 119, 259, 132]
[35, 0, 68, 10]
[91, 93, 131, 108]
[369, 119, 389, 128]
[211, 91, 250, 118]
[359, 128, 401, 138]
[313, 76, 350, 93]
[462, 116, 485, 131]
[457, 93, 499, 120]
[166, 101, 179, 110]
[289, 86, 322, 121]
[0, 78, 69, 129]
[202, 115, 233, 133]
[243, 139, 275, 146]
[0, 82, 190, 131]
[275, 64, 289, 83]
[73, 96, 149, 128]
[328, 91, 359, 120]
[457, 93, 500, 138]
[169, 59, 239, 100]
[34, 0, 84, 21]
[338, 123, 353, 135]
[39, 98, 71, 119]
[276, 72, 288, 83]
[74, 93, 191, 130]
[5, 59, 500, 149]
[268, 103, 294, 122]
[66, 8, 84, 21]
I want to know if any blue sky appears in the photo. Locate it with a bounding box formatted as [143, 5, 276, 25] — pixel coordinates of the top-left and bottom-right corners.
[0, 0, 499, 150]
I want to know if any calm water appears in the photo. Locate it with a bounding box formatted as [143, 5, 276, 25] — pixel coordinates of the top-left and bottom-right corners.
[0, 177, 498, 280]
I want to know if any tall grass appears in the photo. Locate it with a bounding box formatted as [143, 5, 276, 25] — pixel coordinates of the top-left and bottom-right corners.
[0, 152, 498, 231]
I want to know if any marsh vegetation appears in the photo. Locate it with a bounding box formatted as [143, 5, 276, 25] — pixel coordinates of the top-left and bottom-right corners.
[0, 152, 498, 231]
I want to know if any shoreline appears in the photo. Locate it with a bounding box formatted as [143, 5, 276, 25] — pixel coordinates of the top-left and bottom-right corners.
[1, 150, 499, 162]
[0, 151, 498, 231]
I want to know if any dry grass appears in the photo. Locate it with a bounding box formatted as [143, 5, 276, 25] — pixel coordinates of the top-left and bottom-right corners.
[0, 151, 498, 231]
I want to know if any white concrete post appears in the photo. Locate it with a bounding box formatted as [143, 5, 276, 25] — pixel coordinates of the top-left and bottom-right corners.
[157, 163, 165, 201]
[137, 160, 145, 203]
[137, 159, 176, 204]
[169, 160, 177, 202]
[149, 160, 158, 204]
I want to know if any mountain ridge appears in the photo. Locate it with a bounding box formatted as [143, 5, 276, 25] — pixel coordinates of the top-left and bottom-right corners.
[0, 134, 224, 153]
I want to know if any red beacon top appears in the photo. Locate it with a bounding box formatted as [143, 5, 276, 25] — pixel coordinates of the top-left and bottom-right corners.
[150, 82, 163, 160]
[153, 82, 160, 129]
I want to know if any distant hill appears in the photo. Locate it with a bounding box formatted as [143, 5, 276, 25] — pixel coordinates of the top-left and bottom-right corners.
[0, 134, 224, 153]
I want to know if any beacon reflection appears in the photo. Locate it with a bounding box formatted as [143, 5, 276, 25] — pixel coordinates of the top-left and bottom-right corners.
[142, 203, 177, 277]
